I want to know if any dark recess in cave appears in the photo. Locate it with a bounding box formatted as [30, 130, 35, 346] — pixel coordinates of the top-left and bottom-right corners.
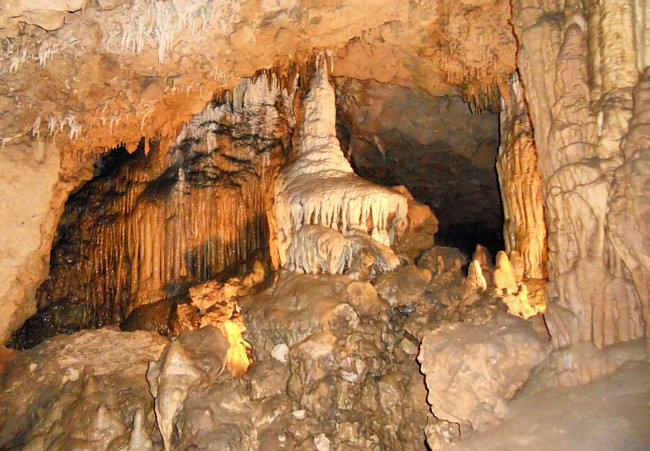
[334, 77, 504, 257]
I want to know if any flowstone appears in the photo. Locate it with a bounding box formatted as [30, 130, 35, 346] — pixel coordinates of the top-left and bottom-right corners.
[271, 61, 408, 275]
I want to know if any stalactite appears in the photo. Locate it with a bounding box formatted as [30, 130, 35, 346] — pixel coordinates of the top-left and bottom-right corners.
[37, 70, 295, 327]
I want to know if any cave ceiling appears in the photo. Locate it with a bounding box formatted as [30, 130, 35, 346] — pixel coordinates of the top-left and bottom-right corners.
[1, 0, 516, 180]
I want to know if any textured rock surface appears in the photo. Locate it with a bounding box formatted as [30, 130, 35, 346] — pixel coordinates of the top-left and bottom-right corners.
[0, 329, 168, 448]
[0, 0, 516, 343]
[2, 241, 647, 449]
[512, 0, 648, 349]
[608, 68, 650, 355]
[10, 73, 288, 346]
[418, 312, 549, 431]
[496, 74, 547, 279]
[450, 360, 650, 450]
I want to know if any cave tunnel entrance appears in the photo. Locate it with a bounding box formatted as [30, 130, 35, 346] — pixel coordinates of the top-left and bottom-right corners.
[334, 77, 503, 257]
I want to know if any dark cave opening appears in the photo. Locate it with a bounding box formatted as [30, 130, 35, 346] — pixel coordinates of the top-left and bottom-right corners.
[334, 77, 504, 258]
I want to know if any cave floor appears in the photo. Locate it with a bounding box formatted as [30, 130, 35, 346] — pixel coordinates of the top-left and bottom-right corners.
[453, 360, 650, 450]
[1, 256, 648, 449]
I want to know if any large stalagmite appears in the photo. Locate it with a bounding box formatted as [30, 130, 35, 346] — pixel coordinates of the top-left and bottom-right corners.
[271, 62, 408, 274]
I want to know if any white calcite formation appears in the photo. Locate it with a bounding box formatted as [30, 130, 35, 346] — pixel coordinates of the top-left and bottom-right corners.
[272, 62, 408, 275]
[286, 225, 400, 276]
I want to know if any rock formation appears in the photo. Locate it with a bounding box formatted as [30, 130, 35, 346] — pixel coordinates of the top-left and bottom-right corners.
[0, 0, 649, 449]
[496, 74, 548, 279]
[11, 73, 291, 346]
[512, 0, 648, 350]
[271, 61, 408, 274]
[418, 312, 549, 432]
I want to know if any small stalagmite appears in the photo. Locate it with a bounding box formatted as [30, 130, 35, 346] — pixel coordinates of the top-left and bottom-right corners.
[462, 260, 488, 305]
[472, 245, 494, 286]
[493, 251, 518, 294]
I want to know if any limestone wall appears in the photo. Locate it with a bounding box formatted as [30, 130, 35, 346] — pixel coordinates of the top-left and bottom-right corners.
[512, 0, 649, 350]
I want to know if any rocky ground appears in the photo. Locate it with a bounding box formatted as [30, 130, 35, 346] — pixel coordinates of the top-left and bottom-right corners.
[0, 241, 648, 450]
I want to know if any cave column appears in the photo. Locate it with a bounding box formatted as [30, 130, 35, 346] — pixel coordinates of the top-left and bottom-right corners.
[511, 0, 648, 350]
[496, 73, 548, 279]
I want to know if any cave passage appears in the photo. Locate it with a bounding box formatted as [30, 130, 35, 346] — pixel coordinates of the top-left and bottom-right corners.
[2, 0, 648, 448]
[10, 75, 508, 350]
[334, 77, 503, 256]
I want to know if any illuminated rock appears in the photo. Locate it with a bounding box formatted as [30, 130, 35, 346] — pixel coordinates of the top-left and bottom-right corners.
[493, 251, 518, 295]
[271, 61, 408, 274]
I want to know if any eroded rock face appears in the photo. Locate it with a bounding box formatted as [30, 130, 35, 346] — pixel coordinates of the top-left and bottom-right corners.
[512, 0, 648, 350]
[418, 312, 549, 432]
[10, 73, 291, 347]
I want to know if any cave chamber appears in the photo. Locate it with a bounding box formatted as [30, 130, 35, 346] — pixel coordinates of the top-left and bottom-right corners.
[0, 0, 649, 449]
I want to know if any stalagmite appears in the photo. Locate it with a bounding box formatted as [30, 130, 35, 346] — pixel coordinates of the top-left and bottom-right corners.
[272, 61, 408, 274]
[462, 260, 487, 305]
[286, 225, 400, 276]
[147, 341, 206, 450]
[493, 251, 518, 295]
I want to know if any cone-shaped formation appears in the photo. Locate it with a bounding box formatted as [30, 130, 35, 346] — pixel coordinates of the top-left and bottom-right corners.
[272, 62, 408, 274]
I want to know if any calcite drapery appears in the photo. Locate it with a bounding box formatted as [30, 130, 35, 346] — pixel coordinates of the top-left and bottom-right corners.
[35, 73, 295, 329]
[512, 0, 648, 350]
[496, 73, 548, 279]
[271, 62, 408, 274]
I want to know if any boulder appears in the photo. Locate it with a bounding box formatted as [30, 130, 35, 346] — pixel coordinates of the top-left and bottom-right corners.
[418, 312, 549, 431]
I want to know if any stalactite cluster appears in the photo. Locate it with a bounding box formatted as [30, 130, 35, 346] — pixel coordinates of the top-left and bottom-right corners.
[431, 0, 516, 112]
[31, 72, 297, 333]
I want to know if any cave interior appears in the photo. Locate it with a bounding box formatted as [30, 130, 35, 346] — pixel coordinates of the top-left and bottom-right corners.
[0, 0, 649, 449]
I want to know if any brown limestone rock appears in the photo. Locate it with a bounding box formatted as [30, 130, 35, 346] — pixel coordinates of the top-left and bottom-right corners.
[0, 329, 168, 449]
[373, 265, 432, 307]
[418, 312, 549, 431]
